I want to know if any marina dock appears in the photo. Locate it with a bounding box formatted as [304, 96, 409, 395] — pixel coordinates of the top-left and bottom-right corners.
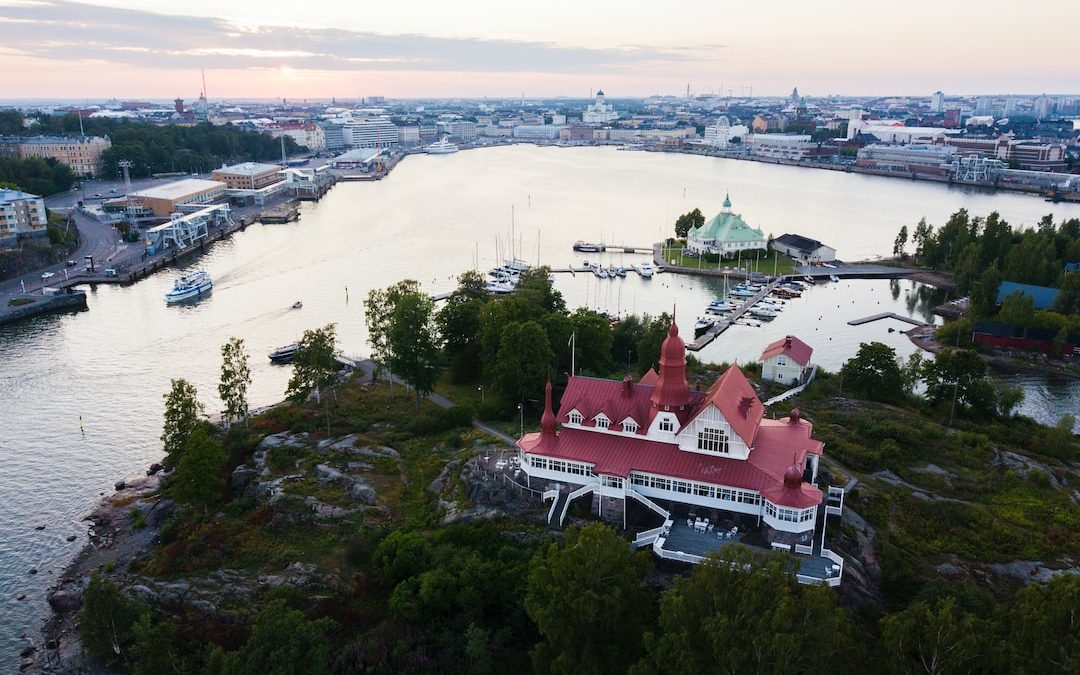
[687, 278, 782, 352]
[847, 312, 929, 328]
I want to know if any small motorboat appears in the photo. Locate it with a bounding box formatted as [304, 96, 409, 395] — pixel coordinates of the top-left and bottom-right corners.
[635, 262, 655, 278]
[803, 275, 815, 284]
[729, 287, 756, 298]
[708, 300, 739, 313]
[615, 267, 628, 278]
[291, 301, 303, 309]
[694, 317, 716, 337]
[269, 343, 299, 364]
[829, 274, 841, 283]
[749, 306, 779, 319]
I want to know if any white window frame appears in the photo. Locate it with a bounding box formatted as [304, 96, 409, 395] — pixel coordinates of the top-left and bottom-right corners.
[594, 414, 610, 429]
[567, 410, 583, 425]
[659, 418, 674, 432]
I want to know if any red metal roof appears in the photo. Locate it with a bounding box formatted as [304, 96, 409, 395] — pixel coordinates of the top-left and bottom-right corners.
[685, 366, 764, 447]
[558, 376, 706, 433]
[759, 335, 814, 366]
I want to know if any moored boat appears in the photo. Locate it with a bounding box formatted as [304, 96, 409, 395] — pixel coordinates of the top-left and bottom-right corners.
[694, 316, 716, 337]
[634, 262, 655, 278]
[573, 241, 606, 253]
[425, 138, 459, 154]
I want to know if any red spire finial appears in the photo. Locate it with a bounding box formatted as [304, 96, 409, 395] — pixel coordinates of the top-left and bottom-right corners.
[540, 379, 556, 438]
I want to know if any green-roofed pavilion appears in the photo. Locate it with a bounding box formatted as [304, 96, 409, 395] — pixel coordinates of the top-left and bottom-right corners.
[687, 194, 767, 257]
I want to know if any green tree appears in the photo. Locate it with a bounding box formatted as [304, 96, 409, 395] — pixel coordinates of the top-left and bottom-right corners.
[525, 523, 653, 675]
[171, 426, 226, 510]
[78, 575, 144, 662]
[1000, 558, 1080, 674]
[840, 342, 903, 402]
[218, 337, 251, 427]
[922, 348, 996, 418]
[968, 264, 1003, 318]
[221, 599, 335, 675]
[492, 321, 554, 404]
[1053, 270, 1080, 315]
[365, 279, 423, 377]
[437, 271, 488, 381]
[911, 217, 934, 263]
[998, 290, 1035, 327]
[636, 313, 672, 373]
[611, 315, 646, 374]
[894, 224, 909, 258]
[674, 208, 705, 238]
[881, 597, 986, 675]
[130, 614, 178, 675]
[285, 323, 338, 403]
[899, 351, 925, 395]
[633, 547, 854, 675]
[568, 308, 613, 375]
[161, 378, 204, 470]
[387, 289, 442, 408]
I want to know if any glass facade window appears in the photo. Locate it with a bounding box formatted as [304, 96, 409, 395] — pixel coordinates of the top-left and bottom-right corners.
[697, 426, 729, 454]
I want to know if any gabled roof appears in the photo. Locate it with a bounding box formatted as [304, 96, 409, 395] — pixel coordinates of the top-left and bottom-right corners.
[685, 366, 763, 447]
[638, 368, 659, 386]
[997, 281, 1060, 311]
[759, 335, 814, 366]
[558, 376, 705, 434]
[773, 233, 829, 254]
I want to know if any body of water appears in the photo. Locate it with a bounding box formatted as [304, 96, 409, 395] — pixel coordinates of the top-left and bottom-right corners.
[2, 145, 1079, 666]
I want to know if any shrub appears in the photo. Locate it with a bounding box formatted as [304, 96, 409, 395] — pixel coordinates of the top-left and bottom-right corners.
[78, 575, 145, 661]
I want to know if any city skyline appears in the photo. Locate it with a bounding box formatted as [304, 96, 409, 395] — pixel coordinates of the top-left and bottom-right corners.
[2, 0, 1079, 99]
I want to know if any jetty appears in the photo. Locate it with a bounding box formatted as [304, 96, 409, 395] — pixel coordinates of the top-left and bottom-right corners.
[687, 278, 782, 351]
[847, 312, 929, 328]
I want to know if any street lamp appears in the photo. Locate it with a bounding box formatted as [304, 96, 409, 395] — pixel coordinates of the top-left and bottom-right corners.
[477, 385, 484, 404]
[517, 403, 523, 437]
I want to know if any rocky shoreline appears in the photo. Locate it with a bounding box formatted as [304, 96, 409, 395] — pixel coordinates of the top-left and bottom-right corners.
[24, 473, 169, 674]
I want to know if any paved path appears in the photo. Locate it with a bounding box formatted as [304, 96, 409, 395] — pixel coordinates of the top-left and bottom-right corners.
[353, 357, 515, 445]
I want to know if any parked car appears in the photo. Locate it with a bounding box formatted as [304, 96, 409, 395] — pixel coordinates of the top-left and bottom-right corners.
[40, 271, 55, 280]
[65, 259, 77, 267]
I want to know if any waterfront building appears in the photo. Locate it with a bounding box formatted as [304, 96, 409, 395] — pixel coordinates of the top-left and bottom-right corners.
[124, 179, 227, 219]
[759, 335, 814, 385]
[943, 136, 1067, 172]
[436, 120, 477, 142]
[771, 233, 837, 264]
[582, 89, 618, 124]
[512, 125, 565, 141]
[517, 320, 844, 582]
[342, 118, 400, 148]
[211, 162, 282, 190]
[397, 124, 420, 147]
[856, 144, 957, 176]
[747, 134, 817, 161]
[269, 124, 325, 152]
[319, 123, 347, 152]
[847, 120, 952, 144]
[996, 281, 1060, 311]
[0, 135, 112, 177]
[0, 188, 47, 246]
[687, 194, 767, 257]
[329, 148, 380, 169]
[703, 121, 749, 149]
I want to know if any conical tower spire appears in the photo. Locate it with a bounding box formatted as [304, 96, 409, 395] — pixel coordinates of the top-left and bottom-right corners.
[649, 319, 692, 412]
[540, 379, 557, 439]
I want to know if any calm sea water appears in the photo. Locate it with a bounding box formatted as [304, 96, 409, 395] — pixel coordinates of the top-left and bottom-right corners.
[2, 145, 1079, 666]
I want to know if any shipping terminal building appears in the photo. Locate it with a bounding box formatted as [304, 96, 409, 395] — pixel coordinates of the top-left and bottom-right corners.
[517, 320, 846, 585]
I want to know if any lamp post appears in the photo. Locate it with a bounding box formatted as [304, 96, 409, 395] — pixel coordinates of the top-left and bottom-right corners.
[477, 385, 484, 405]
[517, 402, 523, 437]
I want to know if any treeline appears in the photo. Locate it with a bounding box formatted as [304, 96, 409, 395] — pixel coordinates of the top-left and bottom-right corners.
[79, 521, 1080, 674]
[896, 210, 1080, 315]
[0, 110, 297, 178]
[0, 156, 75, 195]
[366, 269, 679, 414]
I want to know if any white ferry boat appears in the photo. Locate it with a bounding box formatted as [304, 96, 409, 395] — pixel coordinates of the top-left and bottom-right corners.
[164, 270, 213, 304]
[425, 138, 459, 154]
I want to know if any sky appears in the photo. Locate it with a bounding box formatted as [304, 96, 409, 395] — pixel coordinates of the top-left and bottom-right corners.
[2, 0, 1079, 100]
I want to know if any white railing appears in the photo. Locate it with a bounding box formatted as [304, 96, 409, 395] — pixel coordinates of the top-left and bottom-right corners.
[547, 494, 561, 524]
[542, 489, 558, 503]
[558, 483, 598, 526]
[625, 487, 671, 519]
[653, 546, 705, 564]
[821, 547, 844, 586]
[771, 541, 792, 551]
[633, 525, 666, 548]
[826, 486, 844, 516]
[794, 543, 814, 555]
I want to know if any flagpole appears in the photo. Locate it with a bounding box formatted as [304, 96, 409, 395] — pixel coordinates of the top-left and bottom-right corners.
[569, 331, 576, 377]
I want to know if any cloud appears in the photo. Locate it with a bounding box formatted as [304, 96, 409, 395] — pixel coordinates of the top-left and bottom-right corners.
[0, 0, 711, 74]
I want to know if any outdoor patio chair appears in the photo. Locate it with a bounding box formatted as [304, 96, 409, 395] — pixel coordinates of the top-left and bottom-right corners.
[686, 518, 692, 528]
[707, 524, 714, 532]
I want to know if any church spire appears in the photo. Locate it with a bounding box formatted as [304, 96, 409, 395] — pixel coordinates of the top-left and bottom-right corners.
[540, 379, 557, 439]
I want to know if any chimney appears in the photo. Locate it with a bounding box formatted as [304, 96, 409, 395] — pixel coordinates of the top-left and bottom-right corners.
[739, 396, 754, 417]
[784, 336, 792, 349]
[622, 376, 633, 395]
[790, 408, 801, 424]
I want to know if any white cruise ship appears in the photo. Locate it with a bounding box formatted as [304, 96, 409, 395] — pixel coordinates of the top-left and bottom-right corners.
[425, 138, 459, 154]
[165, 270, 213, 304]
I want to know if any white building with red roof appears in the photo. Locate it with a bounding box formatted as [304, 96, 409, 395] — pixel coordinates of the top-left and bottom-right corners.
[759, 335, 814, 385]
[517, 321, 845, 584]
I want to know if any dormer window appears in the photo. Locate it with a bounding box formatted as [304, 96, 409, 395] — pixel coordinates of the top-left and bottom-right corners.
[567, 410, 583, 425]
[697, 426, 730, 454]
[659, 418, 674, 433]
[622, 419, 639, 434]
[595, 414, 610, 429]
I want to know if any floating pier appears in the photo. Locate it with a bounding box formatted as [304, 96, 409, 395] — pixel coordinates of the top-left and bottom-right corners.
[846, 312, 929, 328]
[687, 279, 782, 351]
